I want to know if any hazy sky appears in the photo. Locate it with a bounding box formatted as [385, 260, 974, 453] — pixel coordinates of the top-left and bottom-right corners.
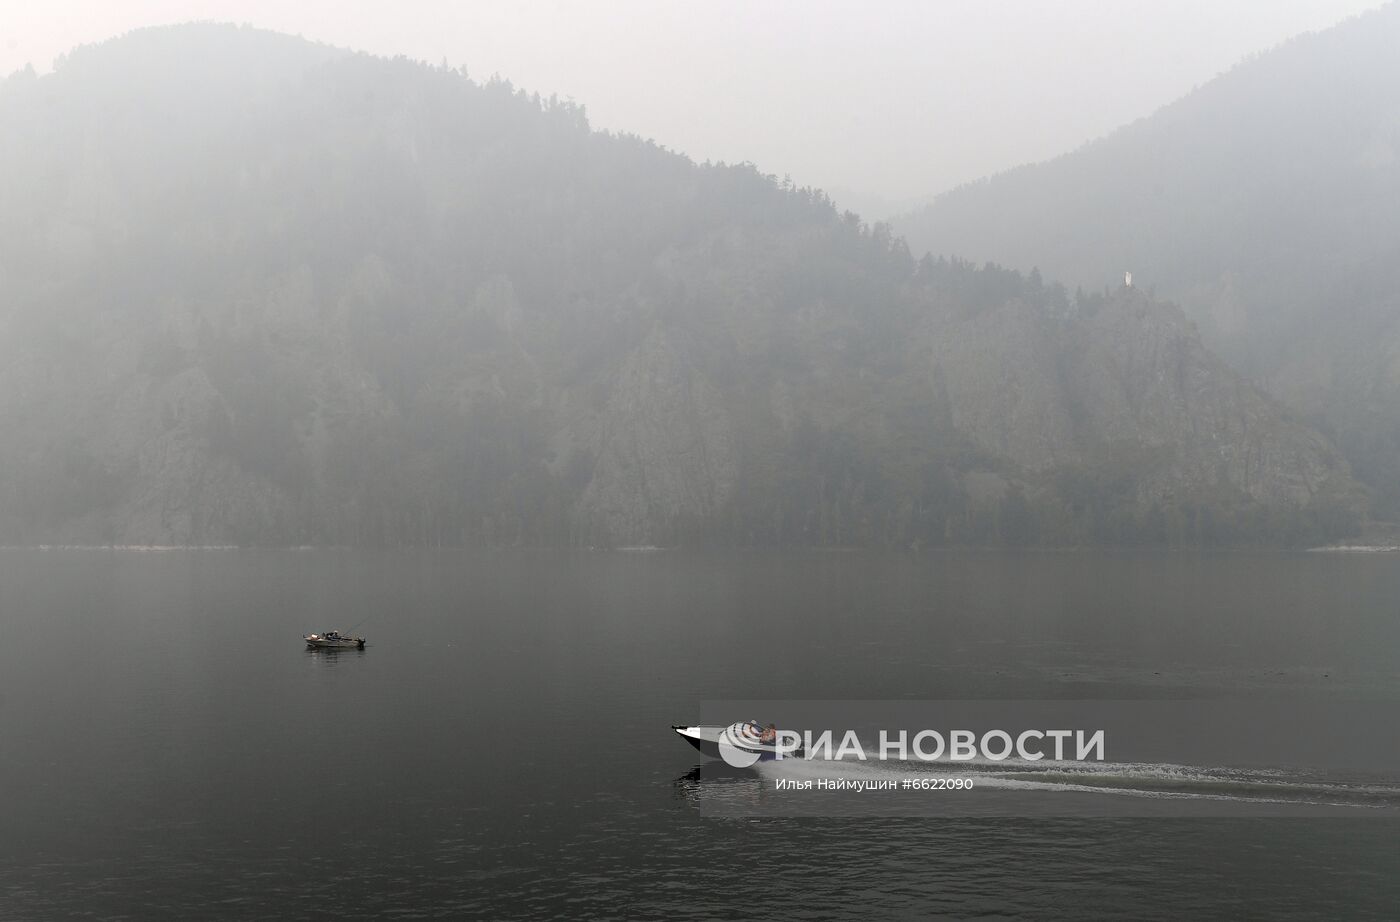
[3, 1, 1386, 216]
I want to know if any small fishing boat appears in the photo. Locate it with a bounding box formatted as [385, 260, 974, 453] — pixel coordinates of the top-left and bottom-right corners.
[304, 630, 366, 650]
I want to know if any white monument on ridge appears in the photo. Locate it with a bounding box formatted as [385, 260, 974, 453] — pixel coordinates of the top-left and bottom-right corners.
[1125, 271, 1133, 287]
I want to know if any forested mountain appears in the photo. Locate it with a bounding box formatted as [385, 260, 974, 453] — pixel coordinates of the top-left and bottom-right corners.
[0, 24, 1364, 547]
[895, 3, 1400, 518]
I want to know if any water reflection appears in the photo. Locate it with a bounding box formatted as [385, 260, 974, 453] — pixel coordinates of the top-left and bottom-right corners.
[672, 764, 765, 810]
[303, 646, 367, 665]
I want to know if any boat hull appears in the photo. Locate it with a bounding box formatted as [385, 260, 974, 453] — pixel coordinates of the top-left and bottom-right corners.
[304, 635, 365, 649]
[672, 724, 802, 763]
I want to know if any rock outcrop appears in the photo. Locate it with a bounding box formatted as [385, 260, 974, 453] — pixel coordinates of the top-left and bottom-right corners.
[578, 329, 738, 545]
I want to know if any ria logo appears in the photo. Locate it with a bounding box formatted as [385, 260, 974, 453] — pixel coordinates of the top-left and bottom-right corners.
[717, 721, 766, 768]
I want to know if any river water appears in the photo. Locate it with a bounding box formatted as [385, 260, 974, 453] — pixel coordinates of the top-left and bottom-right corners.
[1, 548, 1397, 918]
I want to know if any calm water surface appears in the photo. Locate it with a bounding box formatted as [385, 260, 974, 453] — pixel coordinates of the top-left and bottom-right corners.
[1, 548, 1397, 919]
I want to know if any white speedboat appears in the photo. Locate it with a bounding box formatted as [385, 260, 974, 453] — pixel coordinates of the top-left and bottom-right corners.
[672, 721, 802, 763]
[304, 630, 365, 650]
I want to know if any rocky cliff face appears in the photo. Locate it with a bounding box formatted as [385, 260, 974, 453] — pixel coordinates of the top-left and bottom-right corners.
[924, 298, 1081, 471]
[1073, 293, 1350, 510]
[910, 287, 1356, 517]
[577, 329, 738, 546]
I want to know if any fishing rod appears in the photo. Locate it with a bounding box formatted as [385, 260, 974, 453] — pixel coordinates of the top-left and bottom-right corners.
[344, 613, 374, 633]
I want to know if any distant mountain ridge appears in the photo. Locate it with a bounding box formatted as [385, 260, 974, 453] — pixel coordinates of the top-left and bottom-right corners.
[895, 3, 1400, 517]
[0, 24, 1364, 546]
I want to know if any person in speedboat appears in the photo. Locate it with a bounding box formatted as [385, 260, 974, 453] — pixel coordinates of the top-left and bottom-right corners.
[742, 720, 781, 747]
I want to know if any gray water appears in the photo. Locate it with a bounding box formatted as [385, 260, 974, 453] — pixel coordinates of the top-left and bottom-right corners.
[1, 548, 1397, 919]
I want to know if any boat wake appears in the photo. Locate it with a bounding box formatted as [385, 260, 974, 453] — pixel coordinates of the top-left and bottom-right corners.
[754, 752, 1400, 810]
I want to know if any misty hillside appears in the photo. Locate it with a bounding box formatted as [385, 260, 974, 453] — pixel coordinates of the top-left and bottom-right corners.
[895, 3, 1400, 517]
[0, 24, 1364, 547]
